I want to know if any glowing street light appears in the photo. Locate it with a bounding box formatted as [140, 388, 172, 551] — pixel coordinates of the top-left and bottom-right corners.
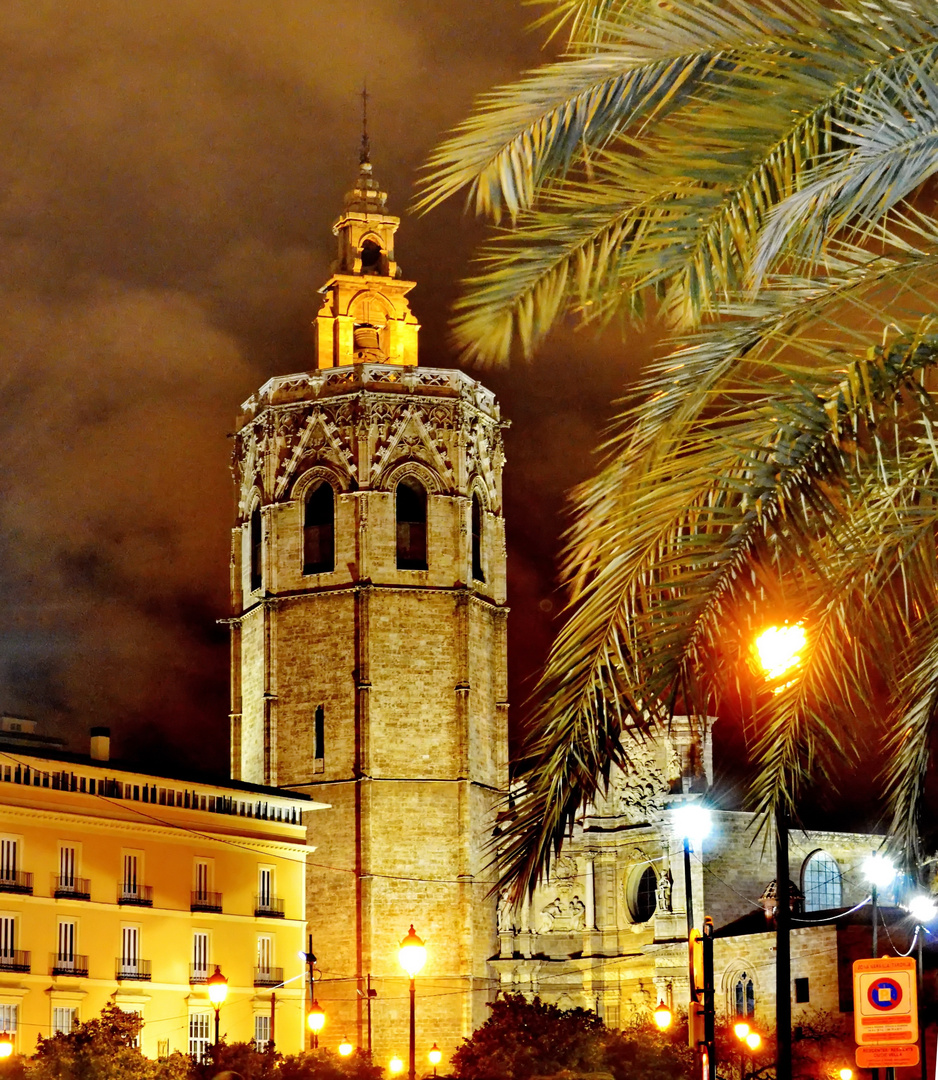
[864, 852, 896, 960]
[653, 1000, 672, 1031]
[399, 925, 426, 1080]
[206, 965, 228, 1049]
[429, 1043, 442, 1077]
[754, 624, 806, 682]
[734, 1021, 750, 1041]
[0, 1033, 13, 1060]
[907, 894, 938, 925]
[389, 1056, 404, 1075]
[838, 1068, 853, 1080]
[338, 1036, 354, 1057]
[745, 1032, 761, 1051]
[306, 1000, 325, 1049]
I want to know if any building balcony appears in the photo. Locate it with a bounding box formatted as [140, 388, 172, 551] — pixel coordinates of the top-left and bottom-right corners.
[253, 966, 283, 987]
[51, 953, 89, 977]
[0, 871, 33, 895]
[189, 964, 210, 984]
[116, 958, 151, 981]
[254, 896, 285, 918]
[117, 884, 153, 907]
[0, 950, 30, 973]
[53, 876, 91, 901]
[190, 890, 223, 913]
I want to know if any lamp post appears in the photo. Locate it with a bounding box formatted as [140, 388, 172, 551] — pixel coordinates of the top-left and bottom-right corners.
[307, 1000, 325, 1050]
[206, 965, 229, 1050]
[398, 926, 426, 1080]
[754, 622, 806, 1080]
[907, 893, 935, 1080]
[429, 1043, 442, 1077]
[734, 1023, 761, 1080]
[862, 853, 896, 1080]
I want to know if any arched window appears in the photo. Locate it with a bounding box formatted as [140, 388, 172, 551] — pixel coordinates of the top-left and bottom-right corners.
[250, 506, 262, 592]
[802, 851, 842, 912]
[396, 479, 428, 570]
[735, 974, 755, 1017]
[627, 865, 658, 923]
[304, 482, 335, 575]
[471, 493, 485, 582]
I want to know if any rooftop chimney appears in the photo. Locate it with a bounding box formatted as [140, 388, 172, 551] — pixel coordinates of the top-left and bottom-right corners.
[90, 726, 110, 762]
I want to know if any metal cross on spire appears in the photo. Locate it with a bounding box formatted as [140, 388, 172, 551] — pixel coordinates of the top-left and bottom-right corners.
[360, 84, 370, 166]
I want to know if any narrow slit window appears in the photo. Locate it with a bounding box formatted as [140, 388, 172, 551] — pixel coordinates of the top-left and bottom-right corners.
[314, 705, 325, 761]
[396, 479, 428, 570]
[471, 493, 485, 582]
[304, 483, 335, 575]
[250, 507, 263, 592]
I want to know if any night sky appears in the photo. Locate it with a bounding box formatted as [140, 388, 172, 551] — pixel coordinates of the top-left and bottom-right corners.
[0, 2, 637, 777]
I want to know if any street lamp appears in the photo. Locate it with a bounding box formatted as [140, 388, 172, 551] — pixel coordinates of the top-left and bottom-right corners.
[754, 622, 804, 1080]
[339, 1036, 354, 1057]
[734, 1023, 761, 1080]
[399, 926, 426, 1080]
[206, 965, 228, 1049]
[906, 892, 935, 1080]
[429, 1043, 442, 1077]
[653, 1000, 672, 1031]
[389, 1056, 404, 1075]
[0, 1033, 12, 1060]
[839, 1069, 854, 1080]
[306, 1001, 325, 1049]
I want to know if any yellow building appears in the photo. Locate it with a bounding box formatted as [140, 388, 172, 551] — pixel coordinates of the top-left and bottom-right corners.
[0, 726, 323, 1058]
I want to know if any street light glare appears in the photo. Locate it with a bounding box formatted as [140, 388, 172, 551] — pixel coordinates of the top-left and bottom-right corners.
[839, 1069, 854, 1080]
[339, 1037, 354, 1057]
[908, 894, 938, 924]
[398, 925, 427, 978]
[863, 852, 896, 890]
[745, 1032, 761, 1051]
[653, 1000, 672, 1030]
[755, 624, 806, 681]
[672, 803, 712, 849]
[389, 1057, 404, 1075]
[733, 1022, 750, 1040]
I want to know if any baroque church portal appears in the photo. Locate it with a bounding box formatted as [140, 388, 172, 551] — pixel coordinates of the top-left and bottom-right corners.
[228, 148, 509, 1068]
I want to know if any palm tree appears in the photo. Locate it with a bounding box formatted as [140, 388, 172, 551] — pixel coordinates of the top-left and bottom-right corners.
[419, 0, 938, 896]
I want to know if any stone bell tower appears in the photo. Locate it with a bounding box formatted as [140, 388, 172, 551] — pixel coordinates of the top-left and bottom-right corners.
[228, 147, 509, 1066]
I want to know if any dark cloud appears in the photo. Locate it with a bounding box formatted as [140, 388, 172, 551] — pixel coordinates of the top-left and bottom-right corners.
[0, 1, 643, 772]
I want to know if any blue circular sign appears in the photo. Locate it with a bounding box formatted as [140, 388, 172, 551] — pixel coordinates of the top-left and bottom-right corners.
[868, 978, 903, 1011]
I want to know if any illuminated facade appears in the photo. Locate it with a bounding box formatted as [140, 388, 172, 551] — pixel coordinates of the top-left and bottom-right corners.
[228, 152, 509, 1068]
[0, 732, 319, 1057]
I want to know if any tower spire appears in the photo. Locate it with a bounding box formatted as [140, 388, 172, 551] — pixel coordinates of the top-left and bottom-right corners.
[360, 84, 370, 166]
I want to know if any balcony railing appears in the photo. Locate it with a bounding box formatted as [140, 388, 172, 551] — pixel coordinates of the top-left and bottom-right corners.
[53, 876, 91, 901]
[116, 958, 151, 981]
[189, 964, 210, 984]
[117, 884, 153, 907]
[253, 966, 283, 987]
[254, 895, 285, 918]
[0, 950, 30, 973]
[51, 953, 89, 977]
[0, 871, 33, 895]
[190, 890, 222, 913]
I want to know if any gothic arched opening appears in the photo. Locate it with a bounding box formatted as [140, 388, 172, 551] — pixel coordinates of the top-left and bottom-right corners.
[250, 506, 263, 592]
[396, 479, 428, 570]
[304, 482, 335, 575]
[359, 239, 384, 275]
[471, 493, 485, 582]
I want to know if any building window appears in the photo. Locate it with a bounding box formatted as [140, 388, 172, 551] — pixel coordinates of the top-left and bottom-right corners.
[735, 974, 755, 1017]
[396, 479, 428, 570]
[471, 493, 485, 582]
[250, 506, 263, 592]
[0, 839, 17, 886]
[0, 1004, 17, 1038]
[192, 932, 209, 981]
[626, 865, 658, 923]
[189, 1012, 212, 1060]
[304, 483, 335, 575]
[59, 845, 76, 889]
[52, 1007, 77, 1034]
[802, 851, 842, 912]
[795, 977, 810, 1004]
[314, 705, 325, 762]
[257, 935, 273, 972]
[0, 917, 15, 960]
[121, 1009, 142, 1049]
[119, 926, 140, 978]
[254, 1014, 271, 1051]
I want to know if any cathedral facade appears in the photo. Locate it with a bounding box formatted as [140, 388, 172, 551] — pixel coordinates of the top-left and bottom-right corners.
[228, 155, 509, 1066]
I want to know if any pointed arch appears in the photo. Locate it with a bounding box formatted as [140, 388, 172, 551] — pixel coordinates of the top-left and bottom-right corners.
[249, 501, 263, 593]
[471, 491, 485, 583]
[303, 482, 335, 575]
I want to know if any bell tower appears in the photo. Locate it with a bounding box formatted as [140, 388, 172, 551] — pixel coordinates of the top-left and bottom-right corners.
[228, 151, 509, 1066]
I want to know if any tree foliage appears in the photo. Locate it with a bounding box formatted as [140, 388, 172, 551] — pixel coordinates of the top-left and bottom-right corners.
[423, 0, 938, 896]
[451, 995, 689, 1080]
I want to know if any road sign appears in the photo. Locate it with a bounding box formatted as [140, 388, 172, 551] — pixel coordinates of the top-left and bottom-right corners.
[853, 958, 918, 1046]
[856, 1045, 921, 1069]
